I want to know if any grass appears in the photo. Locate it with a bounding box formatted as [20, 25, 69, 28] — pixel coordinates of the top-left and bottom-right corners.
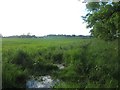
[2, 37, 118, 88]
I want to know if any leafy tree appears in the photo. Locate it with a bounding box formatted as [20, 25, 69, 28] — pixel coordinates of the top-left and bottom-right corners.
[82, 1, 120, 40]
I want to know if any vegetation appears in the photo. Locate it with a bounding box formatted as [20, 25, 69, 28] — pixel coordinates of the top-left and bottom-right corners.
[2, 37, 118, 88]
[82, 1, 120, 40]
[3, 34, 91, 38]
[2, 1, 119, 89]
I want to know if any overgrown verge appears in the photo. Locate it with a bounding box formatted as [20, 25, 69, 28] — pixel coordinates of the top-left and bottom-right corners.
[2, 38, 118, 88]
[54, 39, 118, 88]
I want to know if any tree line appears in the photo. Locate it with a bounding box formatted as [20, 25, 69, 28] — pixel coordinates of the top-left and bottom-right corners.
[2, 34, 92, 38]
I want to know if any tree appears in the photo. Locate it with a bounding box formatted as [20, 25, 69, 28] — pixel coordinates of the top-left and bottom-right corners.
[82, 1, 120, 40]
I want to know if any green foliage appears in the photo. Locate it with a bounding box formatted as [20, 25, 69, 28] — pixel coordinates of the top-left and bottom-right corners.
[2, 38, 118, 88]
[86, 2, 100, 11]
[12, 49, 33, 69]
[2, 62, 28, 88]
[32, 56, 59, 75]
[83, 1, 120, 40]
[54, 81, 80, 88]
[55, 38, 118, 88]
[52, 50, 63, 63]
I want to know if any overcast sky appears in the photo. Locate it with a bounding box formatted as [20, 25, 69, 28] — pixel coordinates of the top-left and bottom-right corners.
[0, 0, 90, 36]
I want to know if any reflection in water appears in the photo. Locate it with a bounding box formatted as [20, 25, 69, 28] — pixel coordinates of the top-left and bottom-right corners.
[26, 64, 64, 88]
[26, 75, 59, 88]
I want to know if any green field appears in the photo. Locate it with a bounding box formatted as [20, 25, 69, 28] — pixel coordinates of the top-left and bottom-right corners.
[2, 37, 118, 88]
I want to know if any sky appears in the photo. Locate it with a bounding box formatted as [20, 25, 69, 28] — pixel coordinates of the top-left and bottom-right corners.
[0, 0, 90, 36]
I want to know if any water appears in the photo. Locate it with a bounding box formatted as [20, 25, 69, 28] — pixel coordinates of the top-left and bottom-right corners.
[26, 75, 59, 88]
[56, 64, 65, 70]
[26, 64, 64, 88]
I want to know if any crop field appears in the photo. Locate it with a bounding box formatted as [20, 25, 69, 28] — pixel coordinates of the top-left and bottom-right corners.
[2, 37, 118, 88]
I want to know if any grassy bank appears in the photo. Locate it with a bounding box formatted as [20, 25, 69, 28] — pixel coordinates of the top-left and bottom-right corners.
[2, 37, 118, 88]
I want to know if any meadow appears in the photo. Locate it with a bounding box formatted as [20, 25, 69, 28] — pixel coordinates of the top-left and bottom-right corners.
[2, 37, 118, 88]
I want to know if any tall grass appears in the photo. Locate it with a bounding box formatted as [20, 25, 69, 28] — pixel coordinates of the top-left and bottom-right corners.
[2, 37, 118, 88]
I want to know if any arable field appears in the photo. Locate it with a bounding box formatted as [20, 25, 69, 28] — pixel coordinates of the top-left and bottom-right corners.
[2, 37, 118, 88]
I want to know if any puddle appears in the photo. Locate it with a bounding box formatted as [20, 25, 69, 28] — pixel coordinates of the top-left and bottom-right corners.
[26, 75, 59, 88]
[26, 64, 64, 88]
